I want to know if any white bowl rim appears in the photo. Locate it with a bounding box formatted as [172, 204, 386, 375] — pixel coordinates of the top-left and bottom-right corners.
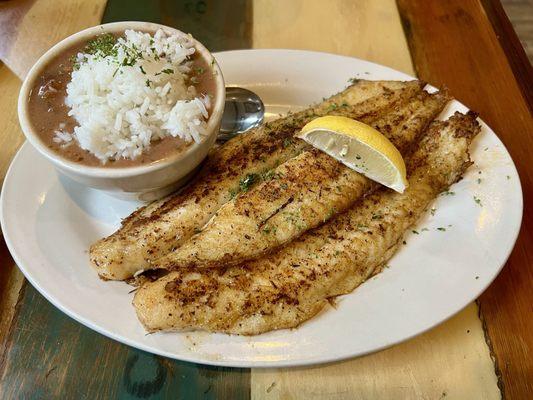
[17, 21, 226, 178]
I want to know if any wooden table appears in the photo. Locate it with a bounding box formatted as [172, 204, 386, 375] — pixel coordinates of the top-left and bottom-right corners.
[0, 1, 531, 398]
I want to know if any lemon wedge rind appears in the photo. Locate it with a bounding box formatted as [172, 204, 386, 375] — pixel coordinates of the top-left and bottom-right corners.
[297, 116, 408, 193]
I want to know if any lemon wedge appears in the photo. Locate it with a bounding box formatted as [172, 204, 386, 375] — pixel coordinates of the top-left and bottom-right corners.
[297, 116, 408, 193]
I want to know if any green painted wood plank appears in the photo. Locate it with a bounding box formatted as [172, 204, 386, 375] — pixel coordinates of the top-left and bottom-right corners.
[0, 284, 250, 399]
[102, 0, 253, 51]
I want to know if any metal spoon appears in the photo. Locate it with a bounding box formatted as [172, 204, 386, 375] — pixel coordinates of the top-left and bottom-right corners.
[218, 87, 265, 142]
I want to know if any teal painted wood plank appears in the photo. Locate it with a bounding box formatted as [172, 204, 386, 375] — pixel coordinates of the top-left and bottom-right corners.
[102, 0, 253, 51]
[0, 284, 250, 399]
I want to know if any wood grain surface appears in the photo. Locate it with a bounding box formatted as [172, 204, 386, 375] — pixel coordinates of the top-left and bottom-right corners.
[252, 304, 499, 400]
[0, 0, 107, 79]
[103, 0, 252, 52]
[0, 63, 27, 359]
[501, 0, 533, 63]
[0, 284, 250, 400]
[0, 239, 23, 360]
[252, 0, 414, 75]
[0, 64, 25, 182]
[482, 0, 533, 110]
[397, 1, 533, 398]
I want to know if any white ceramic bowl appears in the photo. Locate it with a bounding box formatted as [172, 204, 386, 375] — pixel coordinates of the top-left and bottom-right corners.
[18, 21, 225, 201]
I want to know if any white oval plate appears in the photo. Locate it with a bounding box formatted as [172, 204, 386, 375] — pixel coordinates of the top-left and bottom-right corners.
[1, 50, 522, 368]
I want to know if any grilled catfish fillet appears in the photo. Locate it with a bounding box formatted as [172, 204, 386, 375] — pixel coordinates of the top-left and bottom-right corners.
[90, 80, 425, 280]
[155, 90, 449, 270]
[133, 112, 480, 335]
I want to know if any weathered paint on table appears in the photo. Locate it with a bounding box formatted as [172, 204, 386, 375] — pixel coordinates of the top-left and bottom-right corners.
[0, 284, 250, 399]
[397, 2, 533, 397]
[0, 0, 107, 79]
[0, 63, 25, 357]
[251, 303, 500, 400]
[0, 0, 530, 398]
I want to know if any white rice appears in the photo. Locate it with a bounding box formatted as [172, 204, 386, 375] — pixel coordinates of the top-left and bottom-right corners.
[59, 29, 211, 163]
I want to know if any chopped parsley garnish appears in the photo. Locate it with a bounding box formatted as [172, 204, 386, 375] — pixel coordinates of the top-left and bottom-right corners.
[473, 196, 483, 207]
[120, 58, 134, 67]
[477, 178, 482, 184]
[348, 77, 360, 84]
[430, 208, 437, 216]
[260, 169, 276, 181]
[284, 211, 305, 230]
[239, 173, 259, 192]
[139, 65, 146, 74]
[412, 230, 419, 235]
[437, 227, 446, 231]
[441, 190, 455, 196]
[196, 67, 205, 74]
[325, 207, 337, 221]
[371, 213, 383, 220]
[84, 33, 117, 58]
[160, 68, 174, 74]
[262, 225, 277, 235]
[70, 54, 86, 70]
[145, 79, 151, 87]
[228, 188, 238, 199]
[282, 137, 293, 148]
